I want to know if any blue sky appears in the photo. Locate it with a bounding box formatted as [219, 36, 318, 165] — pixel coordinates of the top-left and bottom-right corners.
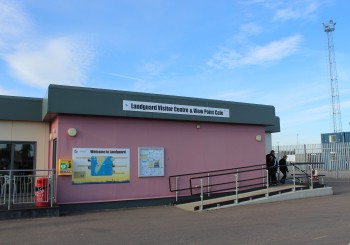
[1, 0, 350, 145]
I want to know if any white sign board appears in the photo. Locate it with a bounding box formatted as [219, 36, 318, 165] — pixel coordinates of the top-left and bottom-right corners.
[138, 147, 165, 177]
[123, 100, 230, 118]
[287, 154, 296, 163]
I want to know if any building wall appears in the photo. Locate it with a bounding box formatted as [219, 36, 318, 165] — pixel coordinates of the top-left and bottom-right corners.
[265, 133, 272, 154]
[0, 121, 50, 169]
[53, 114, 266, 204]
[321, 132, 350, 143]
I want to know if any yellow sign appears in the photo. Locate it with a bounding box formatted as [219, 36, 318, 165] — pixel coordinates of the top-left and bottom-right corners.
[58, 159, 72, 176]
[72, 148, 130, 184]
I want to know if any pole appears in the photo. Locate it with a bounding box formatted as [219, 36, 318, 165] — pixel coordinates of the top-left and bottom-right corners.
[297, 134, 299, 145]
[200, 179, 203, 211]
[175, 177, 179, 202]
[235, 170, 239, 204]
[293, 165, 296, 192]
[265, 169, 269, 197]
[207, 173, 210, 197]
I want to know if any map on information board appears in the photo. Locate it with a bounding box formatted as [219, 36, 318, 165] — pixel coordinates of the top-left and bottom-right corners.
[72, 148, 130, 184]
[138, 147, 165, 177]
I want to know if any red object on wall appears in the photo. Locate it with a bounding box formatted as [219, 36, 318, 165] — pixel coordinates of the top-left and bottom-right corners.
[35, 177, 49, 207]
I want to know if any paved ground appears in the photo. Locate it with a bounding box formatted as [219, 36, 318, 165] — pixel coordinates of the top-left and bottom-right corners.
[0, 178, 349, 245]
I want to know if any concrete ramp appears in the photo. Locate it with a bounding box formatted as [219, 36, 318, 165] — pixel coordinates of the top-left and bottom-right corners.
[176, 185, 333, 212]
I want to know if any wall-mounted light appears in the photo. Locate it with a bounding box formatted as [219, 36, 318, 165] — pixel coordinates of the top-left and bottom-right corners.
[255, 134, 262, 142]
[196, 125, 201, 129]
[68, 128, 77, 137]
[49, 133, 53, 141]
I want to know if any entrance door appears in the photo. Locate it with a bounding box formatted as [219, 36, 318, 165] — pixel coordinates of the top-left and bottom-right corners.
[0, 142, 35, 195]
[0, 143, 11, 174]
[52, 139, 57, 170]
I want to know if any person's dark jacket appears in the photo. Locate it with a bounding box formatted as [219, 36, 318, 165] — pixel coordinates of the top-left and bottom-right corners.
[279, 158, 289, 172]
[266, 155, 278, 172]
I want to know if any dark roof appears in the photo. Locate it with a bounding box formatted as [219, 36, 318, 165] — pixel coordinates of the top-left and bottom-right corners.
[0, 84, 280, 132]
[0, 95, 43, 121]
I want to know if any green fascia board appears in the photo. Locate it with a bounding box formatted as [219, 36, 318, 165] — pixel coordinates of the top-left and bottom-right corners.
[0, 95, 43, 122]
[265, 116, 280, 133]
[43, 84, 279, 128]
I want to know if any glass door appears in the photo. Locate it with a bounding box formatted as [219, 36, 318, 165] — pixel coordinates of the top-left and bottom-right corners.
[0, 143, 11, 175]
[0, 142, 36, 195]
[0, 142, 35, 172]
[0, 144, 11, 196]
[13, 143, 35, 174]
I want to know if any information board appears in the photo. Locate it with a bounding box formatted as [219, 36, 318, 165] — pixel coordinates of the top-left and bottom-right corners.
[72, 148, 130, 184]
[138, 147, 165, 177]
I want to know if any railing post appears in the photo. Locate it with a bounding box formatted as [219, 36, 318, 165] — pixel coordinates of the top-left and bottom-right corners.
[207, 173, 210, 197]
[175, 176, 179, 202]
[6, 174, 11, 210]
[336, 142, 340, 179]
[262, 165, 265, 186]
[293, 165, 296, 192]
[310, 165, 314, 190]
[235, 171, 239, 204]
[265, 169, 269, 197]
[200, 178, 204, 211]
[50, 170, 55, 207]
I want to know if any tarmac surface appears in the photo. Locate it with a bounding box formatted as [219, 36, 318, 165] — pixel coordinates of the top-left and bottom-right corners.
[1, 178, 349, 245]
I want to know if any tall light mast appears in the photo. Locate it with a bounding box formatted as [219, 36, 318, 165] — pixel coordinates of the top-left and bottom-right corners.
[323, 19, 342, 133]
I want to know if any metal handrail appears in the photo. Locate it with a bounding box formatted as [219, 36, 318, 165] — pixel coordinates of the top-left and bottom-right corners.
[171, 162, 324, 208]
[169, 164, 268, 205]
[169, 163, 265, 178]
[0, 169, 56, 210]
[169, 164, 265, 192]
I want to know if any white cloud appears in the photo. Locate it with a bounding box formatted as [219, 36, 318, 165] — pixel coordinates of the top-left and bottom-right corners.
[104, 72, 144, 82]
[211, 90, 256, 102]
[0, 0, 93, 88]
[302, 104, 330, 115]
[274, 0, 321, 21]
[132, 79, 157, 92]
[140, 61, 166, 77]
[280, 105, 330, 128]
[139, 55, 180, 77]
[103, 72, 158, 92]
[233, 23, 263, 43]
[207, 34, 302, 69]
[0, 85, 11, 95]
[4, 38, 93, 88]
[239, 0, 323, 21]
[340, 100, 350, 109]
[0, 0, 32, 50]
[0, 0, 30, 37]
[240, 23, 263, 35]
[244, 35, 302, 64]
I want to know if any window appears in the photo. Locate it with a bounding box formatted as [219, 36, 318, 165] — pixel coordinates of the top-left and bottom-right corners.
[329, 135, 336, 143]
[330, 152, 336, 161]
[0, 143, 11, 172]
[0, 142, 36, 172]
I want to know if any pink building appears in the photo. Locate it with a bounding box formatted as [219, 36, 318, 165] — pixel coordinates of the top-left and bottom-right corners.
[0, 84, 279, 211]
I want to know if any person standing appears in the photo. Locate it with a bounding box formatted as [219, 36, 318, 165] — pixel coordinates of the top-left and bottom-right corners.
[266, 150, 278, 185]
[279, 155, 289, 184]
